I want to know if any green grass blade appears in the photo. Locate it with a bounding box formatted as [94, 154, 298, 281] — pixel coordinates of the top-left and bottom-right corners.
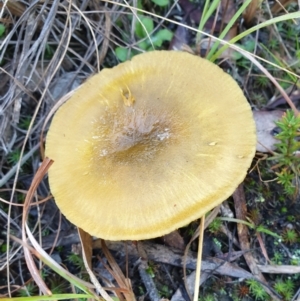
[206, 0, 252, 60]
[1, 294, 91, 301]
[210, 12, 300, 62]
[196, 0, 221, 43]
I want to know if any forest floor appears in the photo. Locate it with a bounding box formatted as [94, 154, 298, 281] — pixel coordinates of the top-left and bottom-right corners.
[1, 0, 300, 300]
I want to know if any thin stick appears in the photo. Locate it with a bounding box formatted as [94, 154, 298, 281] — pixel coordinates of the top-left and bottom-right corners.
[193, 215, 205, 301]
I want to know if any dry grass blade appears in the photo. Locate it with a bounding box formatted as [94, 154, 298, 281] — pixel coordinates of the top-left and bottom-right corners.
[101, 240, 136, 301]
[3, 2, 75, 290]
[0, 194, 53, 207]
[1, 0, 116, 153]
[183, 206, 220, 299]
[238, 49, 299, 115]
[193, 216, 205, 301]
[78, 229, 113, 301]
[243, 0, 260, 25]
[255, 232, 271, 263]
[123, 0, 154, 51]
[0, 0, 26, 17]
[272, 0, 295, 13]
[25, 226, 96, 292]
[90, 4, 112, 65]
[22, 158, 54, 296]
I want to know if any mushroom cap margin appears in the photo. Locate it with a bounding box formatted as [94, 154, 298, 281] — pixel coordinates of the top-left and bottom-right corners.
[45, 50, 256, 240]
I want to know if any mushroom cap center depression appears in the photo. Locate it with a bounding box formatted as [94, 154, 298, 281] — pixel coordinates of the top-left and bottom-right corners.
[91, 105, 180, 165]
[79, 93, 192, 201]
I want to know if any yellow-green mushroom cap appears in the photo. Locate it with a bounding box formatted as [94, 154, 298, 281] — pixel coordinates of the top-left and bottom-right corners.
[45, 50, 256, 241]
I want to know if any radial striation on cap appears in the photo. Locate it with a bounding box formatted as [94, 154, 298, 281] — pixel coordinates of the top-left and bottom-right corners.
[46, 50, 256, 240]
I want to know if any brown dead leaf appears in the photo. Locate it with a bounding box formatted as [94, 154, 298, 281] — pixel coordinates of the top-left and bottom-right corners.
[258, 264, 300, 274]
[169, 25, 189, 52]
[253, 110, 284, 152]
[93, 239, 253, 279]
[221, 0, 236, 24]
[163, 230, 185, 251]
[179, 0, 202, 24]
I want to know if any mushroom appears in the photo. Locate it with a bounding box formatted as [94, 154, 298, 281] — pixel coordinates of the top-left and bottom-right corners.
[45, 50, 256, 241]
